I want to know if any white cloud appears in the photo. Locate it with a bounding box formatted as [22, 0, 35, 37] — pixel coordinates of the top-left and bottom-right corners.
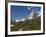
[27, 7, 31, 10]
[16, 19, 25, 22]
[28, 10, 34, 18]
[28, 17, 32, 20]
[22, 19, 25, 21]
[16, 20, 19, 22]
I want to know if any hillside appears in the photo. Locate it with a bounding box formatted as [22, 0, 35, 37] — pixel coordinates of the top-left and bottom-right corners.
[11, 16, 41, 31]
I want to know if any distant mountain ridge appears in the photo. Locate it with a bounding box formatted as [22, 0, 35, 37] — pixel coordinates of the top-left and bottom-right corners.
[11, 16, 41, 31]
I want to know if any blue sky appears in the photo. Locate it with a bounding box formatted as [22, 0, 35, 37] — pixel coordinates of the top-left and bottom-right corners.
[11, 5, 41, 21]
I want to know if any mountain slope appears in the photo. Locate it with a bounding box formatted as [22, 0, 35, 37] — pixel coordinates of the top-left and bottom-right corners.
[11, 16, 41, 31]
